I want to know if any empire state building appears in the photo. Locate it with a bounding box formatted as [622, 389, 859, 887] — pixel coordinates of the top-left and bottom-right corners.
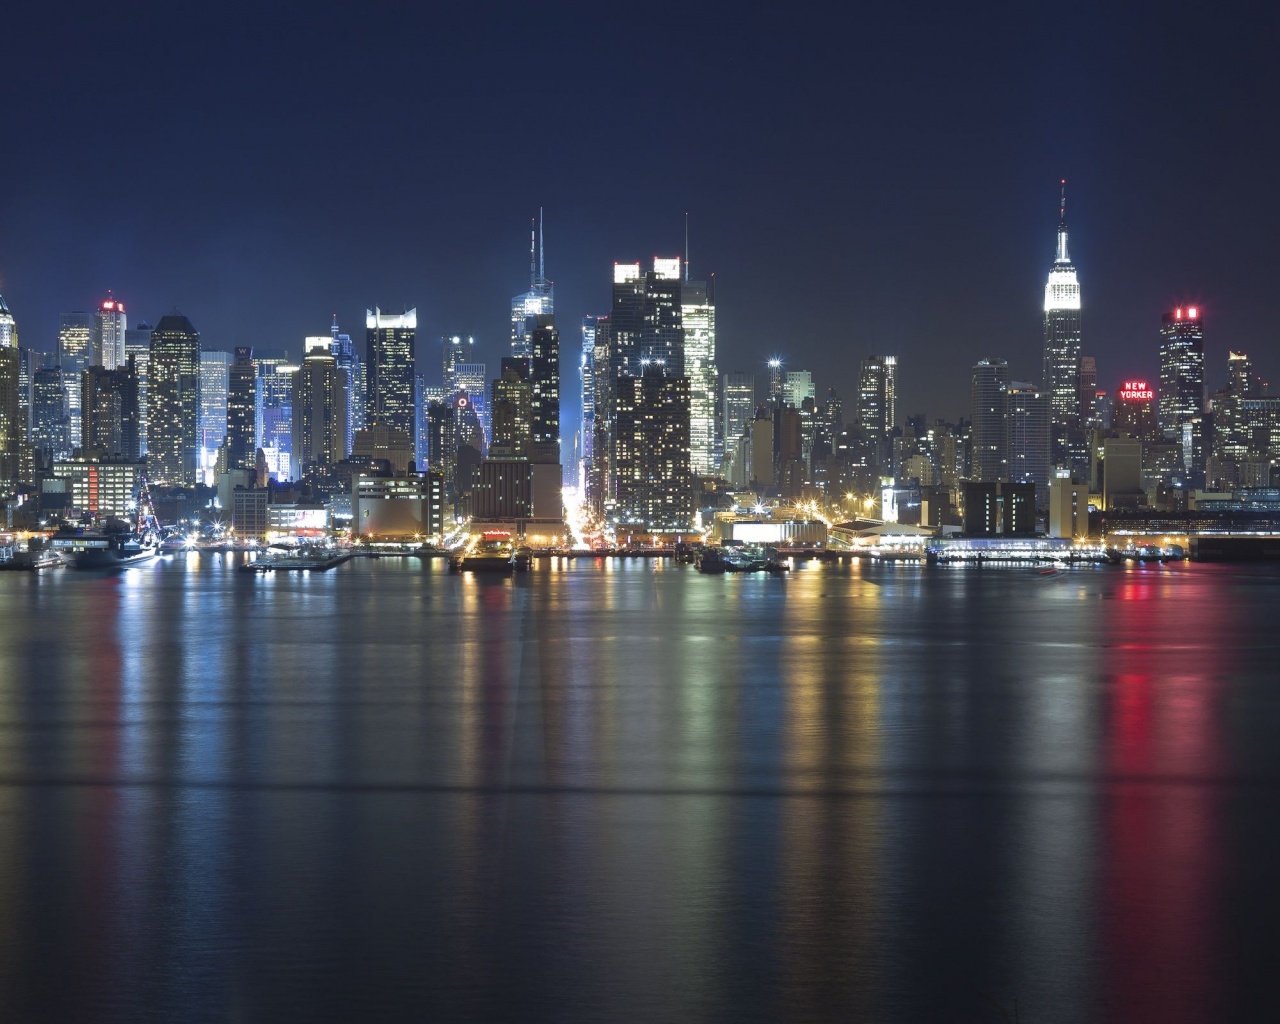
[1042, 181, 1083, 471]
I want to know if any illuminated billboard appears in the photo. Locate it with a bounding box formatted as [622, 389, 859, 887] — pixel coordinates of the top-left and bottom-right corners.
[1117, 380, 1154, 401]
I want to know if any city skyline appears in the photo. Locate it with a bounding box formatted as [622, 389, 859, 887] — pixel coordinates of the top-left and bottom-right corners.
[0, 194, 1258, 435]
[1, 3, 1275, 435]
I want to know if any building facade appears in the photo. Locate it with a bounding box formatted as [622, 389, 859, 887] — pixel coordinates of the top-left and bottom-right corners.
[1043, 183, 1083, 471]
[148, 312, 202, 484]
[366, 308, 416, 448]
[970, 358, 1009, 482]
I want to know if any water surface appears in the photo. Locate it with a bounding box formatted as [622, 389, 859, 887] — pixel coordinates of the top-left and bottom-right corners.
[1, 557, 1277, 1022]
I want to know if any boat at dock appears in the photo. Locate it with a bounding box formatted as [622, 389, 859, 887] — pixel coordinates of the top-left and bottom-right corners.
[239, 549, 352, 572]
[51, 526, 160, 570]
[449, 533, 533, 573]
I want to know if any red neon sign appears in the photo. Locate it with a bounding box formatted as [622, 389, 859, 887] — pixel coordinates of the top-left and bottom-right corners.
[1118, 380, 1153, 401]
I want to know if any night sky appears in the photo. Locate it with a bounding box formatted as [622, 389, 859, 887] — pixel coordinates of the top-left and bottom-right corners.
[2, 1, 1277, 446]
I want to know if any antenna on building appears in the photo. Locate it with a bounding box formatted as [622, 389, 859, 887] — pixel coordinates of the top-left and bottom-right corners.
[529, 218, 537, 288]
[539, 206, 545, 283]
[684, 212, 689, 281]
[1059, 178, 1067, 226]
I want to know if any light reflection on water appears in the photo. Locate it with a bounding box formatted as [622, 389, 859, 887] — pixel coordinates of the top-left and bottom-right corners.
[0, 558, 1278, 1021]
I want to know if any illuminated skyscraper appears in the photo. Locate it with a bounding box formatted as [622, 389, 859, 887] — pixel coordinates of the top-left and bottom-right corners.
[784, 370, 815, 411]
[148, 312, 201, 484]
[0, 299, 22, 482]
[1158, 305, 1206, 436]
[225, 347, 257, 471]
[291, 338, 348, 479]
[452, 361, 489, 444]
[681, 276, 717, 475]
[94, 294, 127, 370]
[200, 349, 233, 477]
[768, 358, 784, 407]
[125, 321, 153, 454]
[508, 223, 561, 465]
[858, 355, 897, 468]
[59, 311, 94, 445]
[81, 361, 140, 459]
[490, 358, 533, 459]
[970, 358, 1009, 482]
[1113, 379, 1158, 440]
[442, 334, 475, 393]
[253, 350, 294, 480]
[1006, 381, 1050, 504]
[580, 316, 599, 489]
[720, 371, 755, 463]
[366, 307, 416, 447]
[1043, 181, 1083, 469]
[31, 365, 70, 464]
[330, 316, 363, 454]
[614, 361, 692, 530]
[511, 212, 553, 359]
[0, 293, 16, 349]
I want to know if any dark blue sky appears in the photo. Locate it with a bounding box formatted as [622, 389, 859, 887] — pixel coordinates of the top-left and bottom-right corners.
[2, 1, 1276, 443]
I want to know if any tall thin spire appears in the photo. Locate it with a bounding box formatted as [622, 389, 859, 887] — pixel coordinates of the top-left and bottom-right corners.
[684, 211, 689, 281]
[538, 206, 545, 282]
[1055, 178, 1070, 263]
[530, 218, 537, 288]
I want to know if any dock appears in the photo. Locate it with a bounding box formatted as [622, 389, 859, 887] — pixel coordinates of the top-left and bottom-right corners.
[240, 552, 354, 572]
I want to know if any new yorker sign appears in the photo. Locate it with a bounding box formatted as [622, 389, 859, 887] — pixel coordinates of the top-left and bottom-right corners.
[1118, 380, 1154, 401]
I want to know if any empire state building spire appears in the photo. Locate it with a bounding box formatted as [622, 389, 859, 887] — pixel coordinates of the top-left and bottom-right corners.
[1042, 178, 1084, 475]
[1056, 178, 1071, 263]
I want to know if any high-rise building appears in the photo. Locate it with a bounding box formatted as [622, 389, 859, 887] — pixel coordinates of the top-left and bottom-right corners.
[31, 366, 70, 464]
[59, 311, 94, 445]
[442, 335, 475, 393]
[784, 370, 815, 411]
[1043, 182, 1083, 470]
[1158, 305, 1205, 437]
[366, 308, 416, 448]
[81, 361, 140, 459]
[768, 358, 784, 407]
[330, 316, 363, 455]
[580, 316, 599, 490]
[1079, 355, 1098, 427]
[254, 350, 294, 481]
[291, 339, 349, 479]
[528, 313, 559, 463]
[125, 321, 153, 454]
[681, 276, 717, 476]
[425, 400, 456, 483]
[1227, 350, 1262, 398]
[490, 358, 532, 459]
[511, 214, 553, 360]
[199, 349, 233, 477]
[94, 294, 128, 370]
[225, 347, 257, 471]
[148, 312, 201, 484]
[858, 355, 897, 467]
[1006, 381, 1050, 504]
[0, 293, 16, 350]
[721, 372, 756, 468]
[613, 362, 692, 531]
[16, 345, 36, 436]
[452, 361, 489, 443]
[970, 358, 1009, 482]
[597, 258, 693, 509]
[1113, 378, 1157, 439]
[0, 310, 22, 482]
